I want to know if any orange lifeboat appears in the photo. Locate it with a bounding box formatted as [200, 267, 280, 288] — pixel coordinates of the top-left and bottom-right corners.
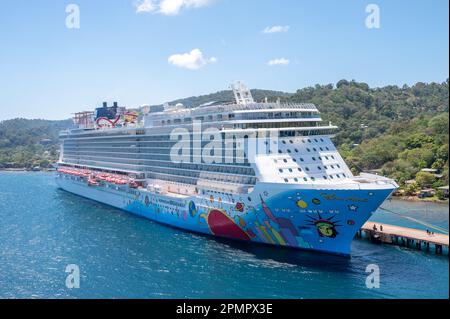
[88, 178, 99, 186]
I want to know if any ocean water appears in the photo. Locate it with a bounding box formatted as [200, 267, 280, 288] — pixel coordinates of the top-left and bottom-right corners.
[0, 172, 448, 299]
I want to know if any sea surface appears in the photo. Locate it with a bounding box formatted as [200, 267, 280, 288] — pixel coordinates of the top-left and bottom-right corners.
[0, 172, 448, 299]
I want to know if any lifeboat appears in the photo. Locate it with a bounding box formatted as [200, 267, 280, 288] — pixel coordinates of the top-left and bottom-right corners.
[88, 178, 99, 186]
[129, 181, 139, 189]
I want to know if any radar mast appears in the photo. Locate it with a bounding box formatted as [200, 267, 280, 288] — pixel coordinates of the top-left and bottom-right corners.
[230, 81, 254, 105]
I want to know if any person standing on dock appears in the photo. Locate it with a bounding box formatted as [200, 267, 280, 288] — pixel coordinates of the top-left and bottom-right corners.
[380, 225, 383, 232]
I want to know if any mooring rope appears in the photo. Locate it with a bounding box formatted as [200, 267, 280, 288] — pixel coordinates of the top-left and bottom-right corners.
[378, 206, 449, 235]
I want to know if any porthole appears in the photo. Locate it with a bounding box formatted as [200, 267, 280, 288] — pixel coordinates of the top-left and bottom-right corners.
[312, 157, 316, 161]
[283, 159, 288, 163]
[294, 178, 298, 182]
[323, 176, 327, 179]
[317, 166, 322, 170]
[294, 149, 299, 153]
[282, 140, 286, 144]
[311, 177, 316, 181]
[297, 168, 302, 172]
[287, 149, 291, 153]
[278, 150, 282, 154]
[303, 177, 308, 181]
[306, 148, 311, 152]
[288, 168, 293, 172]
[284, 178, 289, 183]
[279, 169, 283, 173]
[305, 167, 310, 171]
[307, 139, 311, 143]
[313, 148, 317, 152]
[300, 158, 304, 162]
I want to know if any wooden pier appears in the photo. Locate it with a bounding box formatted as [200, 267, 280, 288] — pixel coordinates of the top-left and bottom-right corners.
[357, 222, 449, 255]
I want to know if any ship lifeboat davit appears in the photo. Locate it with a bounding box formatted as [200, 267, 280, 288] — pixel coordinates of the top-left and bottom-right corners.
[206, 209, 251, 241]
[87, 178, 99, 186]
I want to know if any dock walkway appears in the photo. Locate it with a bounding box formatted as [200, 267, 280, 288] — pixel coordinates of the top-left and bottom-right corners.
[358, 222, 449, 255]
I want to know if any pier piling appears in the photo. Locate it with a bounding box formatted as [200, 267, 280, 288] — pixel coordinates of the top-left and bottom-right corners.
[359, 222, 448, 255]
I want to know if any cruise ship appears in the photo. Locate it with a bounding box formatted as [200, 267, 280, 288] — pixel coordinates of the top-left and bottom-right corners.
[56, 82, 398, 256]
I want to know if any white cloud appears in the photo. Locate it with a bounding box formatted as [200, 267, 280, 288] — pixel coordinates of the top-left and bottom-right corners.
[168, 49, 217, 70]
[135, 0, 156, 13]
[267, 58, 290, 66]
[135, 0, 213, 15]
[262, 25, 290, 34]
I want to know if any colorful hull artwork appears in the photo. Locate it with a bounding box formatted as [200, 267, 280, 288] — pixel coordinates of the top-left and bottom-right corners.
[56, 174, 395, 256]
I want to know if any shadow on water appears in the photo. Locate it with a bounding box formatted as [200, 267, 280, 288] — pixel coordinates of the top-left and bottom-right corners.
[209, 237, 353, 272]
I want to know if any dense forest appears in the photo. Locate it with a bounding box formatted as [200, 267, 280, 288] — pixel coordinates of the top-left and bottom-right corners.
[0, 119, 73, 169]
[1, 80, 448, 193]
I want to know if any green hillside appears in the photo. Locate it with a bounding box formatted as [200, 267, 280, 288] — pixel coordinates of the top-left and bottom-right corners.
[285, 80, 449, 189]
[0, 119, 73, 169]
[149, 89, 293, 111]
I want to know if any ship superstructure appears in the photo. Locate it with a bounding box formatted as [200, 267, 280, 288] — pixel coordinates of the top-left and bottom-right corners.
[56, 82, 398, 256]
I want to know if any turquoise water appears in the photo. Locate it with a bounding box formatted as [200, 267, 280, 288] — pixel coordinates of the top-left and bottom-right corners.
[0, 172, 448, 299]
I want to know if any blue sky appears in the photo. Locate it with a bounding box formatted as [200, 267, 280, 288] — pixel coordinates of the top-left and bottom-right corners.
[0, 0, 448, 120]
